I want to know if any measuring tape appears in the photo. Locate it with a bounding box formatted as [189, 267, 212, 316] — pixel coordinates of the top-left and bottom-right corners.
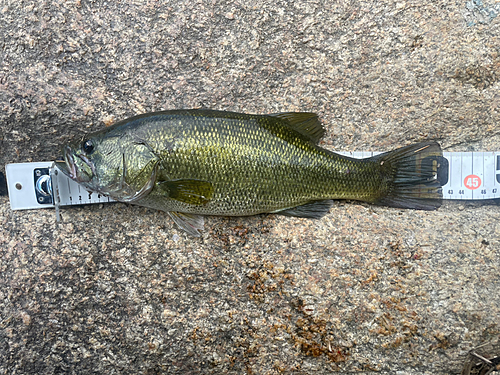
[5, 162, 115, 212]
[5, 151, 500, 213]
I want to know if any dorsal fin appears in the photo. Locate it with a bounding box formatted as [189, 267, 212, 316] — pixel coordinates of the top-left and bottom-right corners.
[270, 112, 325, 144]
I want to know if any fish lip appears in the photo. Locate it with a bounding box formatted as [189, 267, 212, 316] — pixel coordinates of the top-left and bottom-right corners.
[57, 146, 96, 183]
[57, 146, 77, 179]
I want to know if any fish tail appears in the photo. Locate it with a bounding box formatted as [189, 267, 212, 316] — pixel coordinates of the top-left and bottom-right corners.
[371, 141, 443, 210]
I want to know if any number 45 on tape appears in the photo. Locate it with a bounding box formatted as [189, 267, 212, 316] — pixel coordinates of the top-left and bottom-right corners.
[464, 175, 481, 190]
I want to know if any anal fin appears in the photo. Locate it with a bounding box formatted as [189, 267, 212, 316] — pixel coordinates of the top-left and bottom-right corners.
[275, 200, 333, 219]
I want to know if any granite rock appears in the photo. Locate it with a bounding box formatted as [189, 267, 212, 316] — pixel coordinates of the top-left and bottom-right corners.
[1, 1, 499, 374]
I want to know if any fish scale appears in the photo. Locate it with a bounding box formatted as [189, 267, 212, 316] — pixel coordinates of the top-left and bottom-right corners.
[6, 110, 443, 236]
[82, 111, 437, 214]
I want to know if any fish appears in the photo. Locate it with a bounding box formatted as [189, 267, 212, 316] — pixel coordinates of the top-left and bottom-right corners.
[56, 109, 442, 236]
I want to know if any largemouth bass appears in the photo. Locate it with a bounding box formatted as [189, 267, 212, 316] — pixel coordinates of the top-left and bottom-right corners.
[57, 110, 442, 236]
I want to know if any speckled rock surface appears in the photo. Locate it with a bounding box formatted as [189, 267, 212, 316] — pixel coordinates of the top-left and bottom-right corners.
[1, 1, 499, 374]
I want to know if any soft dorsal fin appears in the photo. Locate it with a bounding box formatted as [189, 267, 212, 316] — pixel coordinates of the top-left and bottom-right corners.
[270, 112, 325, 144]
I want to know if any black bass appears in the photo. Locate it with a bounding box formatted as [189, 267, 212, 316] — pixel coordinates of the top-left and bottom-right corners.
[57, 110, 442, 236]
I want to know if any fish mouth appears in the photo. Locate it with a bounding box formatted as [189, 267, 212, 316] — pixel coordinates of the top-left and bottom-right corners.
[56, 146, 94, 183]
[55, 146, 77, 179]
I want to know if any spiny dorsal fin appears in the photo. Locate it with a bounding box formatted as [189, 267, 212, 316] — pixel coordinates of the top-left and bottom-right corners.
[157, 179, 214, 205]
[270, 112, 325, 144]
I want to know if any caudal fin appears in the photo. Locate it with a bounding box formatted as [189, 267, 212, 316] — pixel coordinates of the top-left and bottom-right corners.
[371, 141, 442, 210]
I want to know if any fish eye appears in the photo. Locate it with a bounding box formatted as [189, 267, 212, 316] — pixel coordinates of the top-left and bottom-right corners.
[82, 139, 95, 154]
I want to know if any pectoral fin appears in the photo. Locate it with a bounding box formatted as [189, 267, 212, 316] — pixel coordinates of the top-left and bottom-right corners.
[157, 179, 214, 205]
[168, 211, 204, 237]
